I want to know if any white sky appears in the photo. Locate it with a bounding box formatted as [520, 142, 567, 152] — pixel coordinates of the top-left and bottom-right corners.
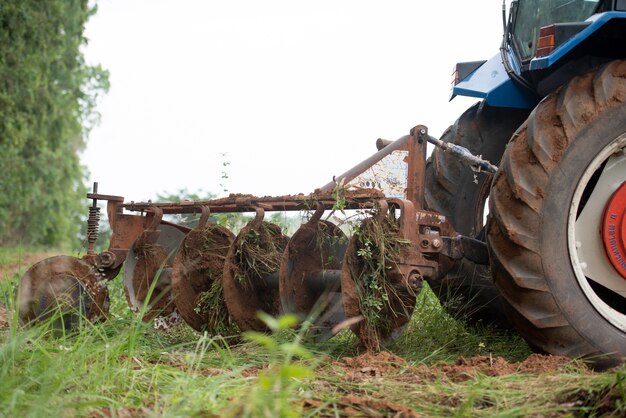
[82, 1, 508, 202]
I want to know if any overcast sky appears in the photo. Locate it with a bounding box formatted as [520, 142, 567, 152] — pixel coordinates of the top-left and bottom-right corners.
[82, 1, 509, 202]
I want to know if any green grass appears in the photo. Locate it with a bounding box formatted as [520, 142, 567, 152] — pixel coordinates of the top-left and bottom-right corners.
[0, 246, 36, 270]
[2, 251, 626, 417]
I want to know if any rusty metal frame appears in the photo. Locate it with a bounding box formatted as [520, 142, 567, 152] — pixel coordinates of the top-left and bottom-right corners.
[79, 124, 475, 287]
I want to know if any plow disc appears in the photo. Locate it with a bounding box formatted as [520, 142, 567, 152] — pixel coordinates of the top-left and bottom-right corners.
[223, 209, 289, 332]
[18, 255, 109, 328]
[279, 205, 347, 340]
[171, 211, 235, 333]
[123, 223, 186, 322]
[341, 212, 419, 350]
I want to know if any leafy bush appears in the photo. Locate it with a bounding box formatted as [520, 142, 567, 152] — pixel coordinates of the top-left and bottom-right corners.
[0, 0, 109, 247]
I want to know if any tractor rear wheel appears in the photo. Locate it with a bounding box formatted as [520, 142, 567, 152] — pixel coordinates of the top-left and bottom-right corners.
[487, 60, 626, 368]
[425, 101, 528, 327]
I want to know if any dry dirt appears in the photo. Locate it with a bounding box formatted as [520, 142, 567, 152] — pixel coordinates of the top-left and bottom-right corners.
[0, 307, 7, 329]
[90, 351, 582, 417]
[304, 396, 420, 418]
[299, 351, 588, 416]
[0, 252, 57, 280]
[334, 351, 578, 383]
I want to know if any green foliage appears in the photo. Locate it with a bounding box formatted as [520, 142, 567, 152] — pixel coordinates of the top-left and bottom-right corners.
[235, 222, 285, 286]
[0, 0, 109, 247]
[232, 313, 314, 417]
[195, 279, 239, 337]
[268, 211, 301, 235]
[389, 283, 531, 363]
[331, 179, 347, 212]
[0, 258, 624, 417]
[352, 216, 412, 346]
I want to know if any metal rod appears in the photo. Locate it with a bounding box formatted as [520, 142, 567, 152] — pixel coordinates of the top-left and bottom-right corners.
[121, 190, 383, 214]
[305, 270, 342, 292]
[426, 134, 498, 173]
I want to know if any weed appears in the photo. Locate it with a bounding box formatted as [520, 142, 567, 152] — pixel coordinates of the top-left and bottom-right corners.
[195, 279, 238, 336]
[233, 222, 286, 287]
[331, 179, 347, 212]
[229, 313, 314, 417]
[349, 214, 413, 349]
[219, 152, 231, 195]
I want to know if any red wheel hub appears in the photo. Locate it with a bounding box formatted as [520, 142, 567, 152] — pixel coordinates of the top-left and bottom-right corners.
[602, 181, 626, 279]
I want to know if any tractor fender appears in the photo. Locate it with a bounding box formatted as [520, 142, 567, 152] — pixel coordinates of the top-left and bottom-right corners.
[451, 54, 537, 109]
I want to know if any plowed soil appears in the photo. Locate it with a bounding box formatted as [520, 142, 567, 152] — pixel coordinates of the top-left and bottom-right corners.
[334, 351, 577, 383]
[300, 351, 588, 416]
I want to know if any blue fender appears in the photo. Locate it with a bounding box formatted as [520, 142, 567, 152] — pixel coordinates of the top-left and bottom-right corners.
[530, 12, 626, 71]
[453, 11, 626, 109]
[451, 54, 538, 109]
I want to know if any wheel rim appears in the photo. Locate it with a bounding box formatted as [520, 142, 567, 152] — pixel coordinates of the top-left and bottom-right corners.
[476, 178, 492, 237]
[569, 132, 626, 331]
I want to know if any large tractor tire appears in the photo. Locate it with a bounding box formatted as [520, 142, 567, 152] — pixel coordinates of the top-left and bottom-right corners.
[487, 60, 626, 368]
[425, 102, 528, 327]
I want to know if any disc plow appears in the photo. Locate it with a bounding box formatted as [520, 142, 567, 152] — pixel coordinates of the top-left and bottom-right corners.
[17, 125, 491, 348]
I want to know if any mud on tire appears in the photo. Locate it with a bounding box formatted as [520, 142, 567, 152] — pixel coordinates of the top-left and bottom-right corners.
[424, 101, 528, 327]
[487, 60, 626, 368]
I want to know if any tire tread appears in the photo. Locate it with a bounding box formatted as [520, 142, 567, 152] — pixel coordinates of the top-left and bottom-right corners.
[487, 61, 626, 361]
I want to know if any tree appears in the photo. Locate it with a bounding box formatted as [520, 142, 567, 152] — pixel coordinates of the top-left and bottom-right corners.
[0, 0, 109, 247]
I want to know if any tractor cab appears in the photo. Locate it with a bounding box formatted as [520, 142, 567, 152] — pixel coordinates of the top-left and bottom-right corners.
[452, 0, 626, 107]
[509, 0, 600, 62]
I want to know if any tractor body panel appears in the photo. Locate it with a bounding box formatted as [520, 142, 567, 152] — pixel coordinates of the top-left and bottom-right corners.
[451, 54, 537, 109]
[453, 3, 626, 107]
[529, 12, 626, 70]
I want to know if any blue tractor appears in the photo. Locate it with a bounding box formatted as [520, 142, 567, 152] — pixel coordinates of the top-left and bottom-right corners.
[425, 0, 626, 367]
[14, 0, 626, 370]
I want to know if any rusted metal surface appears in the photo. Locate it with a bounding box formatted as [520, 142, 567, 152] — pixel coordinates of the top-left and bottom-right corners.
[320, 135, 412, 199]
[279, 204, 347, 340]
[122, 215, 186, 322]
[388, 199, 439, 281]
[18, 256, 109, 326]
[340, 210, 418, 350]
[336, 194, 454, 349]
[121, 190, 384, 215]
[318, 125, 431, 210]
[171, 212, 234, 332]
[222, 209, 288, 332]
[86, 183, 101, 256]
[441, 236, 489, 265]
[406, 127, 428, 210]
[17, 122, 491, 349]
